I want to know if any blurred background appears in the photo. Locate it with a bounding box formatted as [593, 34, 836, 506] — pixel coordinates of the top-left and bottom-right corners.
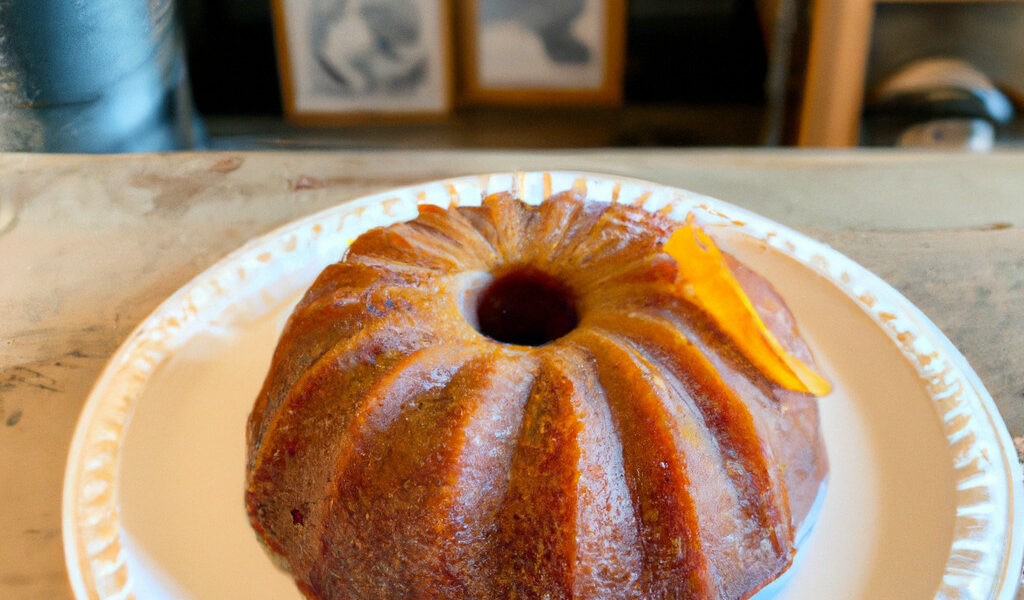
[1, 0, 1022, 152]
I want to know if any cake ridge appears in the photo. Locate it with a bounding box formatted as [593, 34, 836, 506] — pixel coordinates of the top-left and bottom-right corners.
[479, 192, 530, 262]
[538, 193, 616, 266]
[317, 345, 485, 595]
[425, 354, 537, 598]
[247, 262, 439, 463]
[593, 314, 794, 557]
[572, 328, 715, 599]
[523, 190, 587, 261]
[549, 345, 647, 600]
[491, 351, 584, 598]
[248, 334, 447, 556]
[248, 288, 436, 464]
[412, 205, 502, 267]
[624, 305, 824, 532]
[348, 223, 467, 273]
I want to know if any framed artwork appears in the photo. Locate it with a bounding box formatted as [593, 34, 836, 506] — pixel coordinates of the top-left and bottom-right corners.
[457, 0, 627, 106]
[272, 0, 453, 125]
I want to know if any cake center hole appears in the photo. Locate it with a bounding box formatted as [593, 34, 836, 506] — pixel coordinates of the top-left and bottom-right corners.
[475, 267, 579, 346]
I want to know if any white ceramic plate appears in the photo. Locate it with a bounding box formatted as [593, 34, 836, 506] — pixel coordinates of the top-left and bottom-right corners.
[63, 172, 1024, 600]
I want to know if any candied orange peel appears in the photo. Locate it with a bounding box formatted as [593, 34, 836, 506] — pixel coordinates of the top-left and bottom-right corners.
[663, 214, 830, 396]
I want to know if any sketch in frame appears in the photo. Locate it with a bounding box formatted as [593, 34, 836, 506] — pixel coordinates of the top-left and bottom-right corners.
[461, 0, 625, 105]
[274, 0, 452, 123]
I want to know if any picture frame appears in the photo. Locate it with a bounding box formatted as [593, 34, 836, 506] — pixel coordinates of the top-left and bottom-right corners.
[456, 0, 627, 106]
[272, 0, 454, 125]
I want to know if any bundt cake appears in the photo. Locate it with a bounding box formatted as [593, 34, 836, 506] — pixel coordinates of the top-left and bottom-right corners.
[245, 189, 829, 600]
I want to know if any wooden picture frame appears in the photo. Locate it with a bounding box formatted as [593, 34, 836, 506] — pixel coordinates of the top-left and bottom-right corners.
[272, 0, 454, 125]
[456, 0, 627, 106]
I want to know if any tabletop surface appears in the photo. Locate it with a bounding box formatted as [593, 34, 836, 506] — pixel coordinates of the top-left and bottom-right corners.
[1, 149, 1022, 599]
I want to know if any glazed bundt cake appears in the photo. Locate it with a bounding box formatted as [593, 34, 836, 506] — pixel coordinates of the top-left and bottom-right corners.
[245, 190, 829, 600]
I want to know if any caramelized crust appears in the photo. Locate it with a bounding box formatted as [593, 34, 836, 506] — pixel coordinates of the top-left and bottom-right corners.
[245, 191, 828, 600]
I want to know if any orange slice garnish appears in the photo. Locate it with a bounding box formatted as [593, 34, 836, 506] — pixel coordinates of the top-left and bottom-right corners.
[663, 214, 830, 396]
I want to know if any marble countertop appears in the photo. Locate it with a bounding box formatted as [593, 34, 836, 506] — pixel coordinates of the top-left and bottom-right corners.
[2, 150, 1022, 598]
